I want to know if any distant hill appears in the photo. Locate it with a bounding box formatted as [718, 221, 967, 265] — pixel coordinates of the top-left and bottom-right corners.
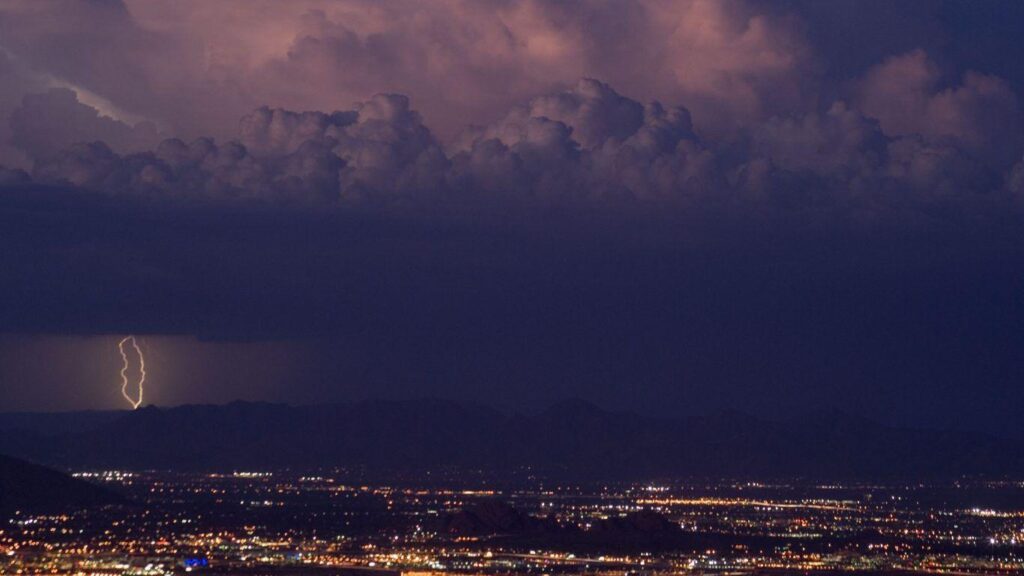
[0, 453, 121, 516]
[0, 399, 1021, 479]
[440, 500, 568, 536]
[439, 501, 764, 554]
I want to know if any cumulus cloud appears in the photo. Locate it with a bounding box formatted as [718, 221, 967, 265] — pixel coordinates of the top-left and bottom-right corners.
[477, 78, 648, 151]
[453, 79, 725, 202]
[12, 75, 1023, 217]
[26, 92, 448, 203]
[24, 81, 725, 206]
[856, 50, 1023, 166]
[744, 100, 1008, 207]
[882, 136, 1000, 201]
[31, 137, 343, 203]
[2, 1, 1021, 182]
[1, 0, 1021, 217]
[750, 102, 887, 179]
[239, 94, 449, 199]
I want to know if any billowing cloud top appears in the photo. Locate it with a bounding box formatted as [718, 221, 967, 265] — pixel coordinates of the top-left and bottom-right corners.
[0, 0, 1022, 215]
[10, 76, 1022, 217]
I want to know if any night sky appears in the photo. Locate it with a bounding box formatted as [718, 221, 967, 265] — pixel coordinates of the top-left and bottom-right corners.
[1, 0, 1023, 438]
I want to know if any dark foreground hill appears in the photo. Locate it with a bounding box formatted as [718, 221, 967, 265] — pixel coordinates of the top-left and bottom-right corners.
[0, 453, 121, 516]
[440, 500, 569, 536]
[440, 501, 786, 554]
[0, 399, 1021, 479]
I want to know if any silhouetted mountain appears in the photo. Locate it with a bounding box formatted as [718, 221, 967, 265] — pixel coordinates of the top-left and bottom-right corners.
[0, 400, 1021, 479]
[590, 510, 682, 536]
[440, 501, 568, 536]
[440, 502, 737, 553]
[0, 453, 121, 516]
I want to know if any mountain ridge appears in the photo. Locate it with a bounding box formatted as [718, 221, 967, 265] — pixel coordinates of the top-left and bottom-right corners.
[0, 453, 122, 516]
[0, 399, 1019, 480]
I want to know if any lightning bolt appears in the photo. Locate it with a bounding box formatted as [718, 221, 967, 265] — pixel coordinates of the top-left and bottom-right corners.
[117, 336, 146, 410]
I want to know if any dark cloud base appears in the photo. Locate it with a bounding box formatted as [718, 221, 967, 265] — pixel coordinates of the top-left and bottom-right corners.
[2, 171, 1024, 435]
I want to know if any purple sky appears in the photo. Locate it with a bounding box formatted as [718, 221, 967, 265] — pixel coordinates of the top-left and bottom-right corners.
[1, 0, 1024, 437]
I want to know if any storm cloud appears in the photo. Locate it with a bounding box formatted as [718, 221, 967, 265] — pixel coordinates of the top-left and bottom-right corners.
[2, 0, 1022, 207]
[11, 76, 1022, 216]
